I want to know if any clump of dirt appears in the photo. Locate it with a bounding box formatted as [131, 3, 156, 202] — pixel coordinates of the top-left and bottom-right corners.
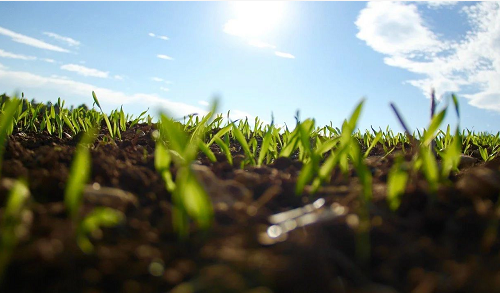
[1, 124, 499, 293]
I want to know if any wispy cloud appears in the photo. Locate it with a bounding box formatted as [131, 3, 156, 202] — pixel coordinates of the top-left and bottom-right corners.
[0, 26, 69, 53]
[198, 100, 209, 106]
[148, 32, 169, 41]
[0, 67, 206, 118]
[60, 64, 109, 78]
[152, 77, 173, 84]
[160, 87, 170, 92]
[248, 40, 276, 49]
[157, 54, 174, 60]
[0, 62, 7, 70]
[425, 1, 458, 9]
[50, 74, 70, 80]
[355, 1, 500, 112]
[275, 51, 295, 59]
[43, 32, 80, 47]
[0, 49, 36, 60]
[114, 75, 124, 80]
[0, 49, 57, 63]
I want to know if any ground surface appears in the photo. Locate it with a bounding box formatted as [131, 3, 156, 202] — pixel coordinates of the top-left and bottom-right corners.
[1, 123, 500, 293]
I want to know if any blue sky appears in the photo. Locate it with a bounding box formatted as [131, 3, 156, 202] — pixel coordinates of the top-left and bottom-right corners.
[0, 1, 499, 133]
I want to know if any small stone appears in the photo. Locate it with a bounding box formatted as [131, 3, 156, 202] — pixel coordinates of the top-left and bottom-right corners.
[83, 184, 138, 211]
[459, 154, 478, 169]
[273, 157, 292, 170]
[457, 167, 500, 199]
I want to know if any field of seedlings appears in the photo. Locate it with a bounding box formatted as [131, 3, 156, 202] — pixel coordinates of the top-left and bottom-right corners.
[1, 91, 500, 293]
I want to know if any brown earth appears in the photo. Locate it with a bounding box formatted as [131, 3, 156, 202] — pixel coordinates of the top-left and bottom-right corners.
[1, 123, 500, 293]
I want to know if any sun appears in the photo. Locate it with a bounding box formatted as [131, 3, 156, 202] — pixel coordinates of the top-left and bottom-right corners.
[224, 2, 286, 38]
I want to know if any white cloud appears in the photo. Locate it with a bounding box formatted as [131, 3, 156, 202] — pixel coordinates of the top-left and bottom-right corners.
[50, 74, 70, 80]
[60, 64, 109, 78]
[426, 1, 458, 9]
[157, 54, 174, 60]
[149, 32, 169, 41]
[0, 49, 36, 60]
[0, 63, 7, 70]
[114, 75, 124, 80]
[275, 51, 295, 59]
[0, 67, 207, 118]
[160, 87, 170, 92]
[198, 100, 209, 106]
[42, 58, 55, 63]
[355, 1, 500, 112]
[0, 26, 69, 53]
[248, 39, 276, 49]
[43, 32, 80, 47]
[229, 109, 257, 122]
[355, 2, 445, 56]
[152, 77, 163, 82]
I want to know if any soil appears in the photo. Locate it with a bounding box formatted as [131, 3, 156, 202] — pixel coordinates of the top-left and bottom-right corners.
[1, 123, 500, 293]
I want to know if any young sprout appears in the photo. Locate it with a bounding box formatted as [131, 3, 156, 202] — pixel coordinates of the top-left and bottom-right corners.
[155, 100, 218, 237]
[232, 122, 256, 166]
[386, 155, 409, 211]
[92, 91, 114, 139]
[0, 179, 30, 283]
[64, 128, 97, 222]
[76, 207, 124, 254]
[0, 97, 22, 174]
[64, 126, 124, 253]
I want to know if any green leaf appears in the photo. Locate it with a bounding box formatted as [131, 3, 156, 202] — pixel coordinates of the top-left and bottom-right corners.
[214, 136, 233, 165]
[199, 141, 216, 162]
[154, 142, 171, 171]
[451, 94, 460, 119]
[207, 124, 232, 147]
[295, 159, 314, 195]
[420, 147, 439, 193]
[159, 114, 189, 158]
[77, 207, 124, 254]
[232, 123, 256, 165]
[0, 97, 22, 170]
[423, 108, 446, 146]
[363, 131, 382, 158]
[257, 122, 275, 166]
[64, 128, 97, 221]
[0, 179, 30, 282]
[387, 156, 408, 211]
[441, 129, 462, 178]
[92, 91, 101, 109]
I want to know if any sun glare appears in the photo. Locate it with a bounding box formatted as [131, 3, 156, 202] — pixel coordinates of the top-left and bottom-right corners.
[224, 1, 286, 38]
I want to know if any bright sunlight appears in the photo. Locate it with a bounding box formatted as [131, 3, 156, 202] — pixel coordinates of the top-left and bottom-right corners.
[224, 1, 286, 39]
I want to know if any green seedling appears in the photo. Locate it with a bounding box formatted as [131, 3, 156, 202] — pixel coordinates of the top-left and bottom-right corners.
[92, 91, 114, 138]
[257, 119, 276, 166]
[232, 122, 256, 166]
[387, 155, 409, 211]
[155, 100, 218, 237]
[64, 128, 97, 221]
[0, 97, 22, 174]
[76, 207, 124, 254]
[64, 126, 124, 253]
[0, 179, 30, 283]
